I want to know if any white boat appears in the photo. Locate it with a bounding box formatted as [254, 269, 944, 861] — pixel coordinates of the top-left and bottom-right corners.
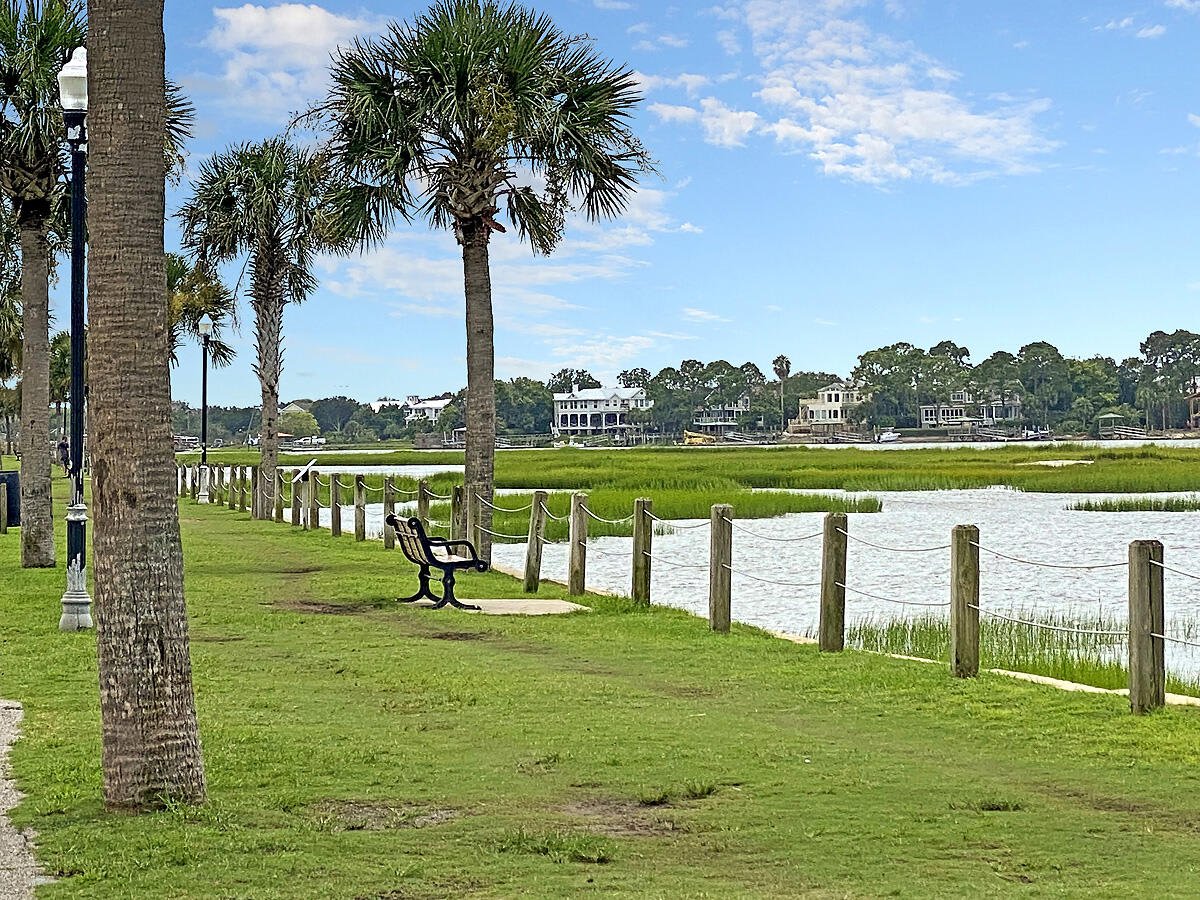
[876, 430, 901, 443]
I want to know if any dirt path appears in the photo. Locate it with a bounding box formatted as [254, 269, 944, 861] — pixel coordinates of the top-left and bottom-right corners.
[0, 702, 50, 898]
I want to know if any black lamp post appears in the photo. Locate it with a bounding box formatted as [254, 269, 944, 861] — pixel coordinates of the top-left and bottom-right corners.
[57, 47, 92, 631]
[197, 315, 213, 503]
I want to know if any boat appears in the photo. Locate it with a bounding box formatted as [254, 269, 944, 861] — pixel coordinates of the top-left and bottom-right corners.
[876, 430, 900, 443]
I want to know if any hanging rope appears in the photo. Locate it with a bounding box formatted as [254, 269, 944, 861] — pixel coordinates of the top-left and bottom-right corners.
[836, 582, 950, 608]
[475, 494, 533, 513]
[838, 528, 949, 553]
[642, 551, 707, 570]
[426, 490, 451, 500]
[1151, 632, 1200, 650]
[971, 542, 1127, 571]
[724, 564, 821, 588]
[581, 506, 634, 525]
[540, 502, 569, 522]
[645, 512, 711, 530]
[476, 525, 527, 542]
[1148, 559, 1200, 581]
[725, 518, 822, 543]
[969, 605, 1127, 637]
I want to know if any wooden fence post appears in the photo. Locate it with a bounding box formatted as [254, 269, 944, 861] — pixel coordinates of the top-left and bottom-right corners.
[451, 485, 465, 540]
[307, 471, 320, 530]
[465, 484, 481, 549]
[189, 465, 198, 501]
[819, 512, 848, 652]
[523, 490, 548, 593]
[227, 467, 237, 510]
[0, 482, 7, 534]
[568, 491, 588, 596]
[417, 479, 430, 527]
[632, 497, 653, 606]
[383, 477, 395, 549]
[238, 467, 249, 513]
[273, 470, 284, 523]
[709, 504, 733, 633]
[250, 467, 259, 518]
[354, 475, 367, 542]
[330, 474, 342, 537]
[1128, 539, 1165, 714]
[290, 471, 301, 526]
[950, 524, 980, 678]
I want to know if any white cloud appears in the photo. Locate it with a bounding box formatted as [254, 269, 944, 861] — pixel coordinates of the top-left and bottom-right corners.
[594, 0, 633, 9]
[1166, 0, 1200, 11]
[635, 33, 691, 51]
[679, 222, 704, 233]
[681, 307, 731, 322]
[200, 3, 384, 120]
[1136, 24, 1167, 37]
[649, 102, 701, 124]
[717, 29, 741, 55]
[1188, 113, 1200, 127]
[635, 71, 712, 96]
[699, 97, 760, 147]
[701, 0, 1055, 184]
[1101, 16, 1135, 31]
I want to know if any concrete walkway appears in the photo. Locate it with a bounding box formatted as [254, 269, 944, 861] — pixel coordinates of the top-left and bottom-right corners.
[410, 598, 589, 615]
[0, 702, 50, 898]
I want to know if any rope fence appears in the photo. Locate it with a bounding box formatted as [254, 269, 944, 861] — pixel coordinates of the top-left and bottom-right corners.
[179, 466, 1194, 715]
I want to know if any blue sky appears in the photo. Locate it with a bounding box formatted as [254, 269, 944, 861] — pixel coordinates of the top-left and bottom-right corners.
[135, 1, 1200, 406]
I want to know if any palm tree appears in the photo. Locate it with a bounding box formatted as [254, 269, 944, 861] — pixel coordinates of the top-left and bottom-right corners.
[179, 138, 350, 517]
[0, 0, 85, 566]
[86, 0, 206, 809]
[314, 0, 652, 558]
[772, 354, 791, 428]
[166, 252, 236, 368]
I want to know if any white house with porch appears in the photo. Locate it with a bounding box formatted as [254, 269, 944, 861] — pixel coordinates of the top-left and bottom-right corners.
[793, 382, 865, 434]
[405, 395, 454, 424]
[918, 391, 1022, 428]
[692, 393, 752, 435]
[552, 385, 651, 438]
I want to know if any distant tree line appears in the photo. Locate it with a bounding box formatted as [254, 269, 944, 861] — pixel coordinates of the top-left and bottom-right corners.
[850, 330, 1200, 432]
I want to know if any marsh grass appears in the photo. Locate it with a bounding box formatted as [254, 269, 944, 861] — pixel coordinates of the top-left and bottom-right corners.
[1068, 495, 1200, 512]
[188, 442, 1200, 495]
[847, 612, 1200, 696]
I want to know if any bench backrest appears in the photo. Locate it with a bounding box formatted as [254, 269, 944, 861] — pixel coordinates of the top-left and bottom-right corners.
[389, 516, 436, 566]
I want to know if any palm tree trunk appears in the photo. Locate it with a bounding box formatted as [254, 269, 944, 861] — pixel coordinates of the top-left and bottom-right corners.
[461, 221, 495, 561]
[18, 220, 54, 567]
[87, 0, 206, 808]
[251, 257, 284, 517]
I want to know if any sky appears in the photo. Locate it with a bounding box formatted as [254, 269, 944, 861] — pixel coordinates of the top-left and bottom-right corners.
[96, 0, 1200, 407]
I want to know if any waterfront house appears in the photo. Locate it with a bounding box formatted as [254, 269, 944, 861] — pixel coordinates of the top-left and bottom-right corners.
[793, 382, 865, 434]
[552, 385, 651, 438]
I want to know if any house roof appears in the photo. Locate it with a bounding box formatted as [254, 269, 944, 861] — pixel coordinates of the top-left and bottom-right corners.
[553, 387, 645, 402]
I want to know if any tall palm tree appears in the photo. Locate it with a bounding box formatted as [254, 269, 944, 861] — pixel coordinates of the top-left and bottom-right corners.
[179, 138, 350, 517]
[86, 0, 206, 809]
[314, 0, 652, 558]
[772, 354, 791, 428]
[166, 252, 236, 368]
[0, 0, 85, 566]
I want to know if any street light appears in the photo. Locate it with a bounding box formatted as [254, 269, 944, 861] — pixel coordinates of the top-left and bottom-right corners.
[57, 47, 92, 631]
[197, 314, 213, 503]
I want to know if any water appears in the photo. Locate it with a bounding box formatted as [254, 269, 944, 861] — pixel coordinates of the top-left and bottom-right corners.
[487, 487, 1200, 675]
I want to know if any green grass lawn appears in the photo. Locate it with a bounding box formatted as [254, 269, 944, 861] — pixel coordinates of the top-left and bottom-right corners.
[6, 485, 1200, 897]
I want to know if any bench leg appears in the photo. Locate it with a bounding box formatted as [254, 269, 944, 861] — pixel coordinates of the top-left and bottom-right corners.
[398, 566, 439, 603]
[428, 570, 481, 612]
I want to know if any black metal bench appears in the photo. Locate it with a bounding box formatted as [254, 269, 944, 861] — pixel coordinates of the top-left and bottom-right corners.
[384, 514, 488, 610]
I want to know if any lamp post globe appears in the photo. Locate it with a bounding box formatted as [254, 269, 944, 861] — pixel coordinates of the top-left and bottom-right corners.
[58, 46, 92, 631]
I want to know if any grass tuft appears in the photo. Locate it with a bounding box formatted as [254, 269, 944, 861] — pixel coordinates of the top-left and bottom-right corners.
[496, 828, 615, 864]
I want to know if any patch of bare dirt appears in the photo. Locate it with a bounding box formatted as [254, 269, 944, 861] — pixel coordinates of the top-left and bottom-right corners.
[312, 800, 461, 832]
[426, 631, 486, 641]
[274, 599, 372, 616]
[560, 799, 686, 836]
[191, 635, 246, 643]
